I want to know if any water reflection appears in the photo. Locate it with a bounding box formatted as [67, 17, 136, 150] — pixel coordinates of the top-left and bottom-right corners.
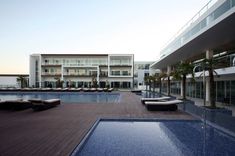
[0, 92, 120, 103]
[74, 120, 235, 156]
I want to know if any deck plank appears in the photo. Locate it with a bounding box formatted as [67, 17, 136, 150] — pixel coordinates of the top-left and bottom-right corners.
[0, 92, 195, 156]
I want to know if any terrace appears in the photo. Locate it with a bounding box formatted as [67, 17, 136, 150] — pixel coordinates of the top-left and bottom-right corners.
[0, 92, 194, 156]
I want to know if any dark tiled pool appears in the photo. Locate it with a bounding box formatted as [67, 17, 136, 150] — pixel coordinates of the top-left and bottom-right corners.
[71, 119, 235, 156]
[0, 92, 120, 103]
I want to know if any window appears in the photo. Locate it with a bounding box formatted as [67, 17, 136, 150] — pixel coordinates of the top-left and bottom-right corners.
[122, 71, 129, 76]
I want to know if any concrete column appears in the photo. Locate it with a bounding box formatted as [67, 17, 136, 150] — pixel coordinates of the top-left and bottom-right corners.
[205, 50, 213, 103]
[167, 66, 171, 95]
[180, 80, 184, 97]
[39, 55, 42, 88]
[167, 66, 171, 75]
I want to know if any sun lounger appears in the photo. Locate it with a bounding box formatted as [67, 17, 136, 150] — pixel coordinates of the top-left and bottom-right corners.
[0, 99, 32, 110]
[90, 88, 97, 92]
[145, 99, 183, 111]
[97, 88, 103, 92]
[141, 97, 171, 104]
[29, 99, 60, 111]
[82, 88, 90, 92]
[107, 88, 113, 92]
[62, 88, 69, 91]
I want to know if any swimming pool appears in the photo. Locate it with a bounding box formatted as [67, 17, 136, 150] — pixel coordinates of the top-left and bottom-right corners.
[0, 92, 120, 103]
[71, 119, 235, 156]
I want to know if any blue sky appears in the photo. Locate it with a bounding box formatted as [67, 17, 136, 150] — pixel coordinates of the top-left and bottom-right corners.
[0, 0, 209, 74]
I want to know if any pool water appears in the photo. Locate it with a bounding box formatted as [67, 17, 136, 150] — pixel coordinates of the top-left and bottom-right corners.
[0, 92, 120, 103]
[72, 120, 235, 156]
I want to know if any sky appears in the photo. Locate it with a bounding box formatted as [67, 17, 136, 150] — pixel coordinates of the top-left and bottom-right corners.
[0, 0, 209, 74]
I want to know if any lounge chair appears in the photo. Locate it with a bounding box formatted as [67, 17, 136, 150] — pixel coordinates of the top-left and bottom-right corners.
[0, 99, 32, 110]
[107, 88, 113, 92]
[90, 88, 97, 92]
[75, 88, 82, 91]
[82, 88, 90, 92]
[97, 88, 103, 92]
[29, 99, 60, 111]
[141, 97, 171, 104]
[145, 99, 183, 111]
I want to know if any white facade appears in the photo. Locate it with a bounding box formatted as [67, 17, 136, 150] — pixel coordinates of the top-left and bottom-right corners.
[150, 0, 235, 105]
[29, 54, 134, 88]
[134, 62, 159, 89]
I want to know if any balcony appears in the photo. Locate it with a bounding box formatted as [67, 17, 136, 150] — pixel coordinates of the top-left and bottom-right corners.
[63, 73, 97, 77]
[99, 72, 108, 77]
[110, 71, 131, 76]
[109, 64, 132, 67]
[41, 64, 61, 67]
[151, 0, 235, 69]
[41, 72, 61, 77]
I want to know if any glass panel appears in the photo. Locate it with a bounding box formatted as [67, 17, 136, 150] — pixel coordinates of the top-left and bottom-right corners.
[213, 0, 230, 20]
[232, 0, 235, 7]
[200, 18, 207, 29]
[231, 81, 235, 105]
[225, 81, 231, 105]
[216, 81, 225, 103]
[196, 82, 201, 98]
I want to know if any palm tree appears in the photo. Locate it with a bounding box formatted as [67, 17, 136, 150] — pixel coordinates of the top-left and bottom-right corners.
[16, 75, 27, 88]
[159, 71, 171, 96]
[172, 61, 195, 99]
[157, 72, 167, 95]
[144, 76, 151, 91]
[149, 74, 159, 93]
[55, 77, 64, 88]
[92, 77, 98, 88]
[201, 58, 218, 108]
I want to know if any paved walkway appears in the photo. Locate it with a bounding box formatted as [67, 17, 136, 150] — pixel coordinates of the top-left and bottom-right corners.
[0, 92, 195, 156]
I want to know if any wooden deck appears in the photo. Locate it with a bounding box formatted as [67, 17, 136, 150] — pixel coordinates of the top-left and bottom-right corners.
[0, 92, 195, 156]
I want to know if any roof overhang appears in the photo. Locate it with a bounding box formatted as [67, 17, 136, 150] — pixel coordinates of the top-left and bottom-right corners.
[151, 9, 235, 69]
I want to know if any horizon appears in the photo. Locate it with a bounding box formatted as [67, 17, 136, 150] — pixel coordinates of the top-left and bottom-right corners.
[0, 0, 209, 74]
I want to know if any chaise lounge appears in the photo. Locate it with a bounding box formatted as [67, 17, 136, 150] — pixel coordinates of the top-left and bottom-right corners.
[145, 99, 183, 111]
[29, 99, 61, 111]
[0, 99, 32, 110]
[141, 96, 171, 104]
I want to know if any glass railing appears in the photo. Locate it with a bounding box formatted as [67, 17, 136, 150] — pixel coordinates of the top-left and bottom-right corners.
[41, 72, 61, 75]
[193, 53, 235, 71]
[160, 0, 235, 59]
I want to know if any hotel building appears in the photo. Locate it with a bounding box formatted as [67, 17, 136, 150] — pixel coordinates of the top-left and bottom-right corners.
[29, 54, 134, 89]
[134, 62, 159, 89]
[151, 0, 235, 105]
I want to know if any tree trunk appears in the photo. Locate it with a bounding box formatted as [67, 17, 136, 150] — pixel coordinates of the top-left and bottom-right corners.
[159, 80, 162, 95]
[153, 81, 155, 93]
[209, 69, 216, 108]
[167, 77, 170, 96]
[182, 75, 186, 99]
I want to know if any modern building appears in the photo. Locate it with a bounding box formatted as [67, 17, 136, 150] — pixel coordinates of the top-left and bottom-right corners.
[134, 61, 159, 89]
[151, 0, 235, 105]
[29, 54, 134, 89]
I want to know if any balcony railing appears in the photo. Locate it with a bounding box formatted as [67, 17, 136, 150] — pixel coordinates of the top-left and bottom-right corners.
[110, 73, 131, 76]
[63, 73, 97, 77]
[160, 0, 235, 58]
[41, 72, 61, 76]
